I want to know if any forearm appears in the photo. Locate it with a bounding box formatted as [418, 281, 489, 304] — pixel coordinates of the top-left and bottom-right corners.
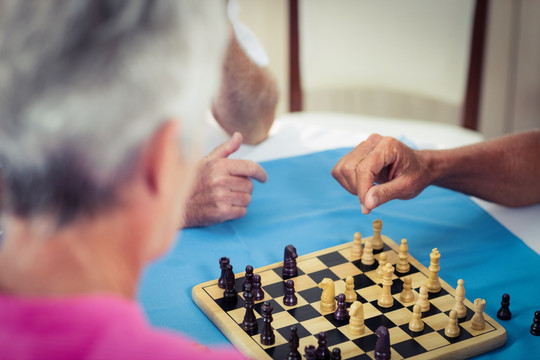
[212, 36, 279, 145]
[421, 130, 540, 206]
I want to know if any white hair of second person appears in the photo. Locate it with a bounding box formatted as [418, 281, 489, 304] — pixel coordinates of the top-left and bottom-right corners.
[0, 0, 227, 224]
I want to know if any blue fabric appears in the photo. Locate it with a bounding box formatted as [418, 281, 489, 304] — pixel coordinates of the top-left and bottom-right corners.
[138, 148, 540, 359]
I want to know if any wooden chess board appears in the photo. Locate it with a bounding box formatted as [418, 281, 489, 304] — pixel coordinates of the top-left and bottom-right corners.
[192, 234, 507, 359]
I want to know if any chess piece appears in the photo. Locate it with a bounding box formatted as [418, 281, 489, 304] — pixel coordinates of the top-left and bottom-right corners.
[318, 278, 336, 313]
[425, 248, 441, 293]
[374, 326, 390, 360]
[348, 301, 365, 336]
[409, 304, 424, 332]
[218, 257, 230, 289]
[316, 332, 330, 360]
[399, 275, 415, 303]
[253, 274, 264, 301]
[361, 239, 375, 266]
[260, 301, 275, 345]
[334, 294, 348, 321]
[445, 309, 460, 338]
[344, 276, 357, 303]
[242, 265, 253, 291]
[304, 345, 317, 360]
[371, 219, 384, 251]
[497, 293, 511, 320]
[284, 279, 298, 306]
[287, 326, 301, 360]
[471, 298, 486, 330]
[377, 263, 394, 308]
[241, 283, 257, 334]
[375, 252, 387, 278]
[452, 279, 467, 318]
[351, 232, 363, 258]
[223, 264, 237, 302]
[283, 244, 298, 279]
[531, 311, 540, 336]
[331, 348, 341, 360]
[417, 286, 430, 312]
[396, 239, 410, 274]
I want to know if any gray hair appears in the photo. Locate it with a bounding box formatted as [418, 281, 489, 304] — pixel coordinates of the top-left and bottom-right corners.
[0, 0, 227, 225]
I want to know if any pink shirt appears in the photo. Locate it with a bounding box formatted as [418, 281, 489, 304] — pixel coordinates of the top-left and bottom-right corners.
[0, 294, 246, 360]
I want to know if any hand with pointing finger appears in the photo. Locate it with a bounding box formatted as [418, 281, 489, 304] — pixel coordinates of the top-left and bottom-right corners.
[183, 132, 268, 227]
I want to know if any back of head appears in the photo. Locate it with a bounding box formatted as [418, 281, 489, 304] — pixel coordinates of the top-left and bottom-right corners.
[0, 0, 227, 226]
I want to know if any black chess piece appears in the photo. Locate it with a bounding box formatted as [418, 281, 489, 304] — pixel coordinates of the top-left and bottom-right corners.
[260, 301, 275, 345]
[531, 311, 540, 336]
[218, 257, 229, 289]
[374, 326, 390, 360]
[331, 348, 341, 360]
[223, 264, 237, 302]
[253, 274, 264, 301]
[496, 293, 511, 320]
[283, 244, 298, 279]
[334, 293, 348, 321]
[316, 332, 330, 360]
[286, 326, 301, 360]
[284, 279, 298, 306]
[243, 265, 254, 291]
[304, 345, 317, 360]
[241, 283, 257, 334]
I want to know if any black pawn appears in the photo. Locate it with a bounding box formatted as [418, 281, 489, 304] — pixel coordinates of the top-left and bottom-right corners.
[241, 283, 257, 334]
[331, 348, 341, 360]
[284, 279, 298, 306]
[287, 326, 301, 360]
[334, 293, 348, 321]
[374, 326, 390, 360]
[243, 265, 254, 292]
[218, 257, 229, 289]
[223, 264, 237, 301]
[496, 293, 511, 320]
[253, 274, 264, 301]
[304, 345, 317, 360]
[260, 301, 275, 345]
[531, 311, 540, 336]
[283, 244, 298, 279]
[316, 332, 330, 360]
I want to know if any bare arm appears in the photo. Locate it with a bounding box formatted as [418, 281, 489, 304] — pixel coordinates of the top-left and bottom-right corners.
[212, 35, 279, 145]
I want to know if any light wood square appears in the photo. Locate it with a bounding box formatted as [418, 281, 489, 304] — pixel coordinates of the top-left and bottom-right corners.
[414, 331, 451, 351]
[410, 272, 429, 289]
[292, 274, 318, 292]
[228, 306, 261, 324]
[299, 335, 319, 352]
[393, 291, 418, 306]
[338, 248, 357, 262]
[423, 312, 450, 331]
[298, 257, 327, 273]
[363, 302, 382, 319]
[258, 269, 283, 286]
[389, 325, 410, 344]
[272, 310, 298, 329]
[461, 319, 495, 336]
[366, 347, 401, 360]
[330, 262, 363, 279]
[251, 331, 288, 349]
[385, 307, 413, 326]
[336, 340, 366, 359]
[311, 300, 336, 316]
[380, 250, 399, 265]
[334, 279, 347, 296]
[274, 293, 309, 310]
[338, 323, 374, 340]
[301, 316, 336, 334]
[204, 284, 224, 300]
[430, 294, 456, 312]
[357, 284, 381, 302]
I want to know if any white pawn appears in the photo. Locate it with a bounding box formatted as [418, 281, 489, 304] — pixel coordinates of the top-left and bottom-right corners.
[445, 309, 460, 338]
[351, 232, 363, 258]
[371, 219, 384, 251]
[452, 279, 467, 318]
[399, 275, 415, 303]
[375, 252, 387, 278]
[361, 239, 374, 266]
[344, 276, 357, 303]
[348, 301, 365, 336]
[417, 286, 430, 312]
[471, 298, 486, 330]
[409, 304, 424, 332]
[396, 239, 410, 274]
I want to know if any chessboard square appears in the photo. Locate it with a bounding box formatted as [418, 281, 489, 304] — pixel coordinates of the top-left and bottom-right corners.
[393, 292, 418, 307]
[378, 250, 397, 264]
[323, 313, 350, 328]
[276, 322, 311, 340]
[297, 257, 327, 273]
[426, 287, 449, 300]
[253, 298, 285, 316]
[409, 272, 429, 288]
[384, 307, 414, 326]
[351, 333, 379, 353]
[272, 310, 300, 329]
[392, 338, 428, 358]
[390, 279, 404, 294]
[388, 325, 412, 344]
[262, 281, 286, 298]
[397, 263, 421, 277]
[334, 279, 347, 297]
[423, 312, 451, 331]
[298, 335, 319, 356]
[228, 306, 261, 324]
[317, 252, 349, 267]
[430, 294, 456, 312]
[437, 325, 474, 343]
[351, 274, 376, 289]
[297, 286, 323, 303]
[287, 304, 321, 322]
[272, 266, 305, 279]
[334, 340, 366, 359]
[291, 274, 318, 292]
[370, 298, 405, 313]
[274, 293, 309, 310]
[330, 262, 363, 279]
[301, 316, 336, 334]
[414, 331, 451, 351]
[215, 296, 245, 312]
[263, 342, 290, 359]
[357, 284, 381, 302]
[203, 284, 224, 300]
[444, 307, 475, 323]
[347, 354, 373, 360]
[338, 323, 374, 340]
[258, 269, 283, 286]
[363, 302, 382, 320]
[308, 268, 341, 284]
[364, 314, 396, 332]
[398, 322, 435, 338]
[338, 248, 355, 262]
[461, 319, 495, 336]
[316, 328, 350, 347]
[252, 328, 288, 349]
[355, 260, 379, 273]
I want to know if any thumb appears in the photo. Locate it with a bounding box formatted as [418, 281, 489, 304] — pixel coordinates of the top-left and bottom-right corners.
[364, 177, 409, 213]
[207, 132, 243, 160]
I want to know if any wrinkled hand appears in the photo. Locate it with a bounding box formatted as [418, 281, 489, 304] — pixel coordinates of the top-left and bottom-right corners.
[331, 134, 431, 214]
[183, 132, 267, 227]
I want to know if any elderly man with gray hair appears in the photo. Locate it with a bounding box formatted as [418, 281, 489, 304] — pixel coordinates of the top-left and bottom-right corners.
[0, 1, 246, 359]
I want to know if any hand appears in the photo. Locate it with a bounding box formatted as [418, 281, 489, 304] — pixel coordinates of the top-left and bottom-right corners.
[331, 134, 431, 214]
[183, 132, 267, 227]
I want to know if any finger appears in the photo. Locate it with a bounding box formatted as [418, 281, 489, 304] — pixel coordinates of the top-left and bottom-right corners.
[230, 191, 252, 207]
[227, 159, 268, 183]
[226, 176, 254, 194]
[206, 132, 243, 160]
[363, 175, 412, 213]
[355, 145, 395, 210]
[224, 205, 248, 221]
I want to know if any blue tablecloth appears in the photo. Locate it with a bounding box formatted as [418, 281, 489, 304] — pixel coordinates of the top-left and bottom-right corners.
[138, 148, 540, 359]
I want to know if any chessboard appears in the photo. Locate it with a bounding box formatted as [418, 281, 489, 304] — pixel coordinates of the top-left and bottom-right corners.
[192, 230, 507, 359]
